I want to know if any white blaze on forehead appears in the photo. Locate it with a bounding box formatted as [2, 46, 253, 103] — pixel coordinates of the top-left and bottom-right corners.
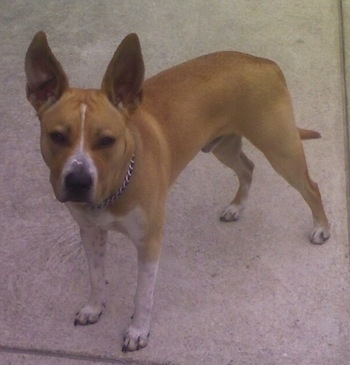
[61, 102, 97, 184]
[79, 103, 87, 151]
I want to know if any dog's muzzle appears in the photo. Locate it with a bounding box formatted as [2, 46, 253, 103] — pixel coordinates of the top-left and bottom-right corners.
[64, 170, 93, 202]
[60, 155, 96, 203]
[59, 152, 97, 203]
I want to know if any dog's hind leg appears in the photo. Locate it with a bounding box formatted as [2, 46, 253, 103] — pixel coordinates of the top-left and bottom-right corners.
[242, 111, 330, 244]
[212, 135, 254, 222]
[263, 147, 330, 244]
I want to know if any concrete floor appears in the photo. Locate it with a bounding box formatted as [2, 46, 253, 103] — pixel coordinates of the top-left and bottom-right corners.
[1, 1, 350, 364]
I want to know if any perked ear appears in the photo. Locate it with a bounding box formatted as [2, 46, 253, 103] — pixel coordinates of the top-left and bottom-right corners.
[101, 33, 145, 114]
[25, 31, 69, 112]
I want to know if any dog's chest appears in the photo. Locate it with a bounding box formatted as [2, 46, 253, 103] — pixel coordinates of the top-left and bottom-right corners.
[67, 204, 146, 242]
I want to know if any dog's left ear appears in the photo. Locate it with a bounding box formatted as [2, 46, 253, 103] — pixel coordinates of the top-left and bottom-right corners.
[25, 31, 69, 112]
[101, 33, 145, 114]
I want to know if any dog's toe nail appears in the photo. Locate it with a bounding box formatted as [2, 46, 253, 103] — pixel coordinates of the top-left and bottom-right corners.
[122, 338, 131, 353]
[136, 336, 141, 350]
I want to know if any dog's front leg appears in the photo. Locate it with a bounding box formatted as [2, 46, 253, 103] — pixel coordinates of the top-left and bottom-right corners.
[74, 227, 108, 326]
[122, 238, 160, 352]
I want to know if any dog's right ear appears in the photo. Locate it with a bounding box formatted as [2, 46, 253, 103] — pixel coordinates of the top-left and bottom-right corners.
[25, 31, 69, 112]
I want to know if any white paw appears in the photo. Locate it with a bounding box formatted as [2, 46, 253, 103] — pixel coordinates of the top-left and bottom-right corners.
[220, 204, 243, 222]
[310, 225, 330, 244]
[74, 303, 104, 325]
[122, 325, 150, 352]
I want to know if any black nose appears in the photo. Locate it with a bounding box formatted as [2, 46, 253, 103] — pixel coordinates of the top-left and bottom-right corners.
[65, 171, 92, 200]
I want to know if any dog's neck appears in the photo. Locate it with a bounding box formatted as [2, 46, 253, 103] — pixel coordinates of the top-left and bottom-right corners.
[92, 154, 136, 210]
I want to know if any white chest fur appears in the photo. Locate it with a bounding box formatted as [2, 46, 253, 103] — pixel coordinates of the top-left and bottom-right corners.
[66, 203, 146, 243]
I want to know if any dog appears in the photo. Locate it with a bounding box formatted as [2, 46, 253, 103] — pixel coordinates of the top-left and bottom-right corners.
[25, 31, 330, 352]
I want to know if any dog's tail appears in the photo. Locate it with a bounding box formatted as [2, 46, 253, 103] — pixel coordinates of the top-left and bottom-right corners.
[298, 128, 321, 140]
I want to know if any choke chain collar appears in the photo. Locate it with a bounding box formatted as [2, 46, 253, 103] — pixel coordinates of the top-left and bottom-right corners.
[92, 154, 135, 209]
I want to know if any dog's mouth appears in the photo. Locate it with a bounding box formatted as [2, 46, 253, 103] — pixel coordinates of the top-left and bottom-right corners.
[60, 194, 92, 204]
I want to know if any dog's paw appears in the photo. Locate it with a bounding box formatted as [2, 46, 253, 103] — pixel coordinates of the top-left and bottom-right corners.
[122, 326, 150, 352]
[74, 303, 104, 326]
[220, 204, 242, 222]
[310, 225, 330, 245]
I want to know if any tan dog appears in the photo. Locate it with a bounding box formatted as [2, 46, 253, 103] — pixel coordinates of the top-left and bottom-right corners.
[25, 31, 330, 352]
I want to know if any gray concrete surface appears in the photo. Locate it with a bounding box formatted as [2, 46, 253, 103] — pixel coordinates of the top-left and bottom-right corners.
[0, 1, 349, 364]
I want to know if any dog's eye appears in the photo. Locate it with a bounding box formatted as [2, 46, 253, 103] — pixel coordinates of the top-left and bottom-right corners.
[98, 136, 116, 148]
[49, 131, 67, 146]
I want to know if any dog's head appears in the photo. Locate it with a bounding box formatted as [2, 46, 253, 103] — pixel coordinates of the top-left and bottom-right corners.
[25, 32, 144, 205]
